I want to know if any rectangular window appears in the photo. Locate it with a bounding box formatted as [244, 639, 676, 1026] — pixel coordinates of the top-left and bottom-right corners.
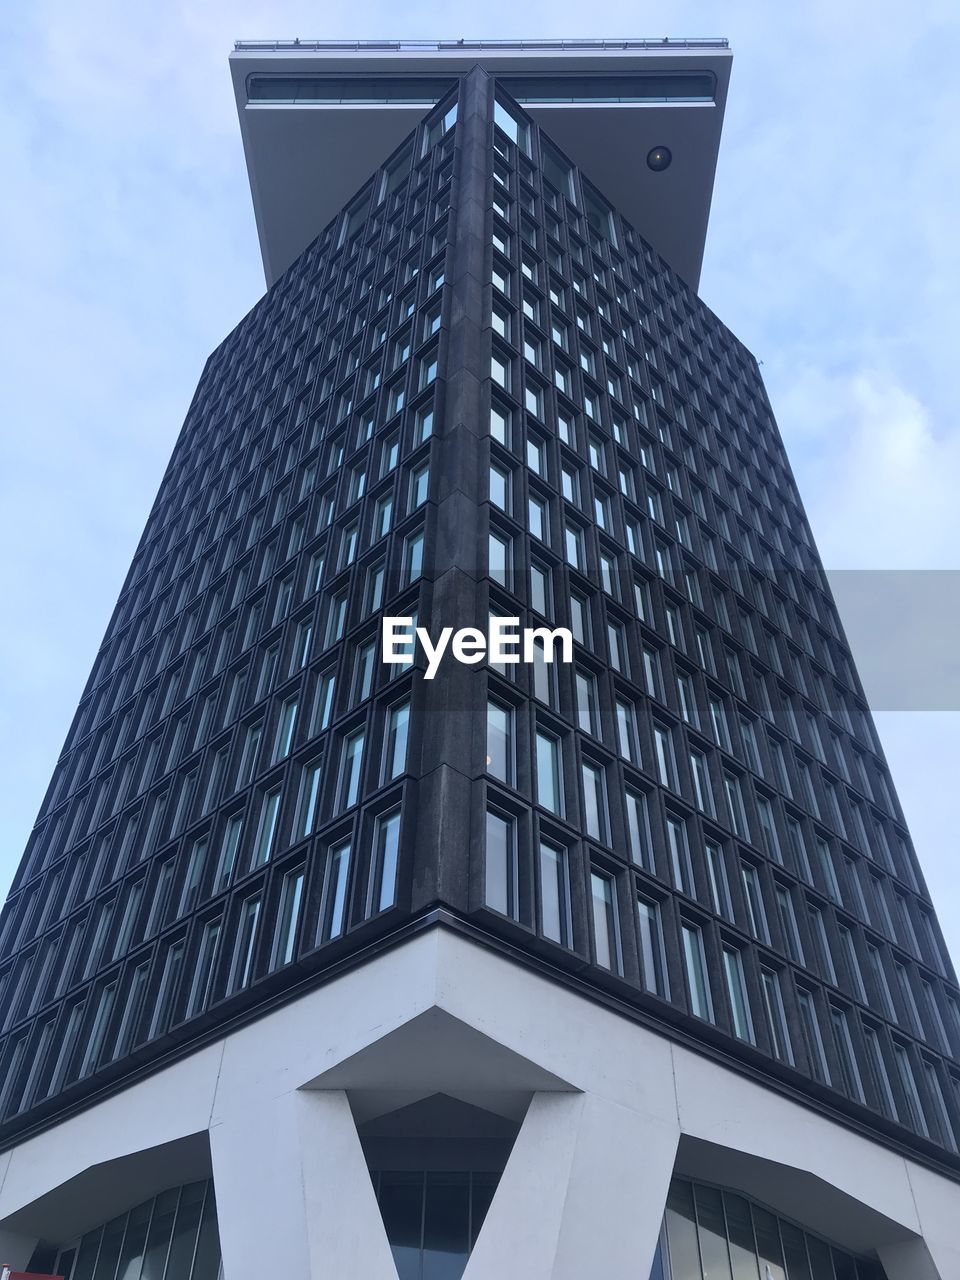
[797, 988, 831, 1084]
[591, 871, 621, 972]
[637, 897, 669, 997]
[539, 841, 572, 947]
[186, 920, 222, 1016]
[317, 841, 351, 943]
[486, 700, 513, 784]
[830, 1006, 865, 1102]
[370, 809, 401, 915]
[535, 732, 562, 815]
[251, 788, 282, 870]
[893, 1043, 929, 1136]
[760, 968, 794, 1064]
[682, 924, 714, 1022]
[740, 863, 770, 943]
[653, 724, 677, 790]
[228, 896, 261, 993]
[724, 773, 749, 839]
[485, 810, 518, 919]
[272, 698, 298, 763]
[384, 700, 410, 781]
[689, 750, 714, 816]
[581, 761, 607, 842]
[705, 841, 733, 920]
[667, 816, 695, 897]
[723, 948, 755, 1043]
[214, 814, 244, 895]
[271, 869, 305, 969]
[625, 788, 651, 869]
[337, 730, 365, 811]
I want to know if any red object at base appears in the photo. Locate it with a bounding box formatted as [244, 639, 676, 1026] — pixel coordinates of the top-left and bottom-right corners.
[8, 1272, 65, 1279]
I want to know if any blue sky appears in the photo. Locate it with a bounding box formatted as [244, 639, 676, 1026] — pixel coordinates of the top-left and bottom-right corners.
[2, 2, 960, 958]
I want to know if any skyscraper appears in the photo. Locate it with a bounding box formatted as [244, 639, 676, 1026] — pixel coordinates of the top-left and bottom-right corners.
[0, 38, 957, 1278]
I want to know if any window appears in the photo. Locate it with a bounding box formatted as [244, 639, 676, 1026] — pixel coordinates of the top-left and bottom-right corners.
[486, 700, 513, 783]
[863, 1025, 898, 1118]
[637, 897, 669, 997]
[625, 788, 651, 869]
[317, 841, 351, 943]
[740, 863, 769, 943]
[893, 1043, 929, 1136]
[539, 841, 572, 946]
[797, 988, 831, 1084]
[384, 700, 410, 780]
[528, 494, 547, 541]
[271, 869, 305, 969]
[489, 531, 511, 587]
[370, 809, 401, 915]
[723, 948, 755, 1043]
[312, 672, 336, 733]
[564, 523, 584, 570]
[186, 920, 222, 1017]
[830, 1006, 865, 1102]
[404, 530, 425, 583]
[148, 940, 185, 1040]
[755, 796, 781, 862]
[723, 773, 749, 839]
[485, 810, 518, 919]
[653, 723, 678, 790]
[760, 968, 794, 1064]
[575, 671, 599, 736]
[689, 750, 714, 816]
[337, 730, 365, 811]
[411, 463, 430, 508]
[272, 698, 298, 763]
[251, 788, 282, 869]
[489, 463, 509, 511]
[682, 924, 713, 1021]
[666, 815, 695, 897]
[581, 760, 607, 842]
[705, 841, 733, 920]
[616, 700, 640, 763]
[591, 871, 620, 972]
[214, 814, 244, 895]
[535, 732, 562, 814]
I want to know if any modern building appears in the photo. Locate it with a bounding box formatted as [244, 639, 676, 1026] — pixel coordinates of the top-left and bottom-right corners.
[0, 37, 957, 1280]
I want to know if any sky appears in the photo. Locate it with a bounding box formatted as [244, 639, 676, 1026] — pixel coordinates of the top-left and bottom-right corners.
[1, 1, 959, 959]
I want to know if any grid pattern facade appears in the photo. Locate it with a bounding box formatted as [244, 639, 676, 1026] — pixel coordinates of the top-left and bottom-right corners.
[0, 70, 958, 1181]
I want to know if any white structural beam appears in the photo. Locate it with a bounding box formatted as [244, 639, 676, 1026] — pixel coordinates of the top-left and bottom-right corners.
[0, 928, 956, 1276]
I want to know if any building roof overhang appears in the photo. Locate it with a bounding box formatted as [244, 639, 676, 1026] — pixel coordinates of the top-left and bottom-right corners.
[230, 39, 732, 290]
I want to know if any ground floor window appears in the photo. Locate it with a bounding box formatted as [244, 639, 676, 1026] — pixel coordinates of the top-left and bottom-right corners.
[653, 1176, 887, 1280]
[371, 1169, 499, 1280]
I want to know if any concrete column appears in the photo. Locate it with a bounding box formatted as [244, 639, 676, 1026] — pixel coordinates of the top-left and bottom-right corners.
[0, 1228, 38, 1271]
[883, 1162, 960, 1280]
[877, 1239, 943, 1280]
[210, 1087, 396, 1280]
[464, 1093, 584, 1279]
[465, 1090, 678, 1280]
[551, 1094, 678, 1280]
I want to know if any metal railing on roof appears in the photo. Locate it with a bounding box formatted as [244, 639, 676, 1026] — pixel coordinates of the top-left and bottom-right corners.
[233, 37, 730, 54]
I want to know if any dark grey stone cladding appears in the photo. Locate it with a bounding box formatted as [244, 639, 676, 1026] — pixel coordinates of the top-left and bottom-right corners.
[2, 68, 959, 1177]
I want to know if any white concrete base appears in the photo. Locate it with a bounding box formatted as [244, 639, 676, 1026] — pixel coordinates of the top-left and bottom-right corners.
[0, 927, 957, 1277]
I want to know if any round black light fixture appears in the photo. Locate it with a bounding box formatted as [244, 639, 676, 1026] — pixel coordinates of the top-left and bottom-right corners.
[646, 145, 672, 172]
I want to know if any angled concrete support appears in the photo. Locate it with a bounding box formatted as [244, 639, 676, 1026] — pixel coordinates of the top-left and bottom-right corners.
[209, 1087, 396, 1280]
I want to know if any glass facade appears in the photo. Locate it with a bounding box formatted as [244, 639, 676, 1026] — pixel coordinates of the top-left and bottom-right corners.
[372, 1170, 499, 1280]
[50, 1180, 221, 1280]
[655, 1177, 886, 1280]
